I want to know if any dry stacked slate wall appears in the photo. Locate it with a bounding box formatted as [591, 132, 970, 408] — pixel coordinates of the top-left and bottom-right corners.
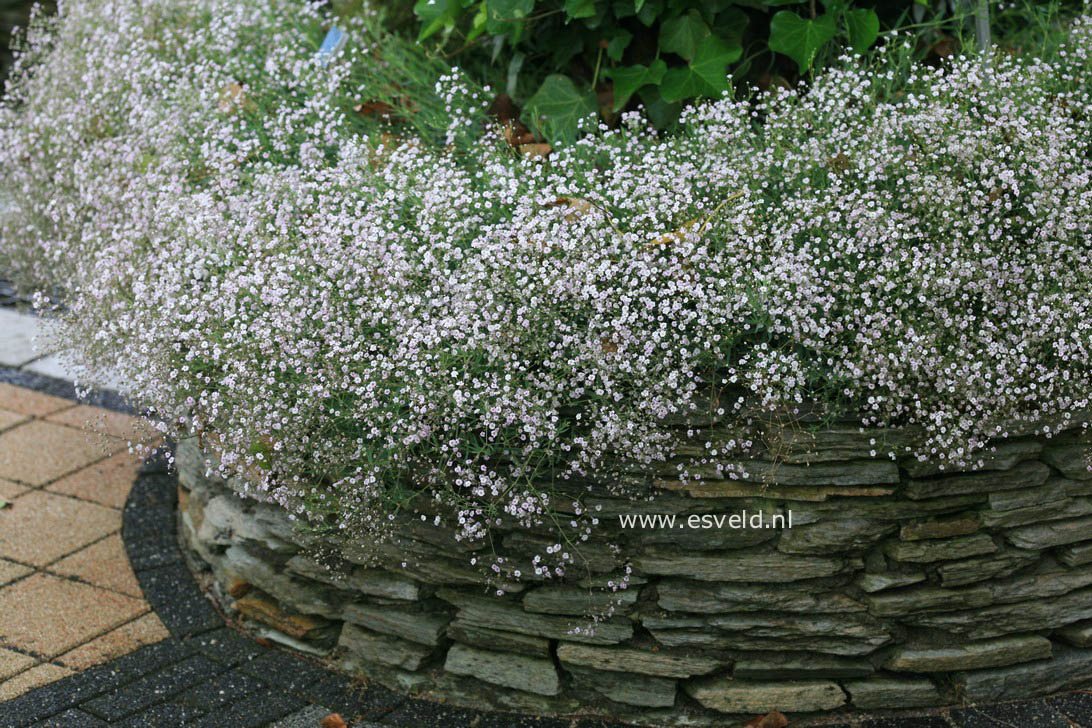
[176, 417, 1092, 725]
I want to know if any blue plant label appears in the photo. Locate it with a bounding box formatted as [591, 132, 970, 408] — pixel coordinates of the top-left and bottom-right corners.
[317, 26, 346, 66]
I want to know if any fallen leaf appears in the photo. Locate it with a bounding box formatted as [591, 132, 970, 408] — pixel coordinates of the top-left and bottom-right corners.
[0, 499, 8, 509]
[544, 197, 594, 220]
[745, 711, 789, 728]
[488, 93, 518, 125]
[320, 714, 348, 728]
[217, 81, 247, 114]
[600, 337, 618, 354]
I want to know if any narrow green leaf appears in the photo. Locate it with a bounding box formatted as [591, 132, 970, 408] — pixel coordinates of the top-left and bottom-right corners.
[610, 59, 667, 111]
[768, 11, 837, 73]
[659, 9, 711, 61]
[522, 74, 599, 145]
[844, 8, 880, 55]
[0, 498, 9, 509]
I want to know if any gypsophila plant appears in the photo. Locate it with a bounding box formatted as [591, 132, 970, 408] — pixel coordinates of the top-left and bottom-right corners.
[2, 0, 1092, 598]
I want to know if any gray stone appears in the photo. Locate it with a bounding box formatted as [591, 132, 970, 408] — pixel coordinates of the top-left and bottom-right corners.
[436, 589, 633, 645]
[759, 424, 917, 465]
[341, 604, 450, 646]
[1055, 620, 1092, 647]
[656, 580, 866, 614]
[843, 677, 942, 709]
[1042, 444, 1092, 480]
[342, 539, 526, 593]
[904, 461, 1050, 500]
[883, 635, 1052, 672]
[903, 440, 1043, 478]
[443, 644, 560, 696]
[338, 623, 435, 671]
[646, 627, 886, 656]
[565, 665, 676, 707]
[856, 572, 926, 593]
[937, 549, 1039, 587]
[446, 621, 551, 656]
[708, 612, 890, 646]
[732, 652, 873, 679]
[1007, 516, 1092, 550]
[866, 584, 993, 617]
[502, 532, 619, 573]
[636, 510, 781, 550]
[633, 552, 849, 582]
[285, 556, 423, 601]
[989, 478, 1069, 511]
[198, 495, 298, 553]
[953, 645, 1092, 701]
[268, 706, 340, 728]
[684, 678, 846, 713]
[883, 533, 997, 563]
[778, 519, 896, 554]
[1058, 542, 1092, 567]
[990, 566, 1092, 604]
[793, 493, 987, 521]
[219, 546, 342, 619]
[556, 643, 726, 678]
[898, 514, 980, 541]
[1064, 478, 1092, 497]
[980, 497, 1092, 528]
[718, 459, 900, 486]
[909, 586, 1092, 639]
[522, 585, 639, 616]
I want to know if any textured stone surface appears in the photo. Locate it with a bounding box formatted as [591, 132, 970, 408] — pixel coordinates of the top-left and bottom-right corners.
[909, 587, 1092, 639]
[883, 635, 1052, 672]
[843, 677, 942, 709]
[778, 519, 896, 554]
[446, 621, 551, 656]
[988, 479, 1069, 511]
[904, 461, 1050, 500]
[341, 604, 450, 647]
[953, 645, 1092, 702]
[980, 497, 1092, 528]
[856, 571, 926, 593]
[565, 664, 676, 707]
[883, 533, 997, 563]
[866, 584, 993, 617]
[684, 678, 846, 713]
[556, 643, 725, 678]
[634, 552, 850, 582]
[443, 644, 559, 696]
[436, 590, 632, 645]
[899, 515, 980, 541]
[1055, 620, 1092, 648]
[656, 580, 865, 614]
[338, 623, 434, 671]
[1058, 542, 1092, 567]
[732, 653, 873, 680]
[1007, 516, 1092, 550]
[902, 440, 1043, 479]
[936, 548, 1040, 587]
[522, 585, 638, 615]
[1041, 444, 1092, 480]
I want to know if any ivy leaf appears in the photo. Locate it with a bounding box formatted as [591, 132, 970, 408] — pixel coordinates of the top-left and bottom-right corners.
[638, 85, 682, 130]
[768, 11, 837, 73]
[564, 0, 597, 20]
[485, 0, 534, 34]
[522, 74, 599, 145]
[610, 59, 667, 111]
[660, 35, 739, 102]
[636, 0, 662, 26]
[414, 0, 465, 41]
[606, 29, 633, 61]
[659, 9, 711, 62]
[844, 8, 880, 55]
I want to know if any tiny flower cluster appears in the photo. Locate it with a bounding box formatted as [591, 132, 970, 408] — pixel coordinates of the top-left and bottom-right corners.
[2, 0, 1091, 588]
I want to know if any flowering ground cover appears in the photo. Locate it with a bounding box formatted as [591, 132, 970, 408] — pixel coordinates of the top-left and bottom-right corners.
[1, 0, 1090, 586]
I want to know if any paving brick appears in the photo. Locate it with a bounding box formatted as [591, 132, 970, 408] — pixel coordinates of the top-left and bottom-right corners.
[22, 354, 71, 382]
[48, 451, 142, 509]
[0, 663, 73, 701]
[0, 420, 122, 485]
[0, 408, 30, 434]
[1047, 690, 1092, 724]
[0, 574, 146, 657]
[56, 614, 169, 670]
[135, 564, 221, 637]
[0, 647, 37, 681]
[81, 654, 224, 721]
[0, 557, 32, 586]
[0, 476, 28, 500]
[111, 701, 206, 727]
[49, 534, 143, 597]
[31, 708, 107, 727]
[191, 690, 304, 728]
[301, 674, 405, 721]
[0, 490, 120, 566]
[173, 668, 267, 711]
[124, 533, 183, 572]
[0, 382, 72, 417]
[860, 718, 952, 728]
[186, 628, 267, 667]
[237, 650, 327, 694]
[268, 705, 337, 727]
[44, 406, 159, 443]
[950, 700, 1071, 727]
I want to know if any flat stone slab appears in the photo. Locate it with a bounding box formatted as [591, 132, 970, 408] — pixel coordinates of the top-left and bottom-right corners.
[684, 677, 846, 713]
[843, 677, 942, 709]
[556, 643, 725, 678]
[883, 635, 1053, 672]
[443, 644, 559, 696]
[0, 309, 48, 368]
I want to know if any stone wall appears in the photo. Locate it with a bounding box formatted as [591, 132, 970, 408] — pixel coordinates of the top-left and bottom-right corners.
[176, 418, 1092, 725]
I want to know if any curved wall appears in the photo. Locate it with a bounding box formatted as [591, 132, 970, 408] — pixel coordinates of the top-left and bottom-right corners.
[176, 420, 1092, 724]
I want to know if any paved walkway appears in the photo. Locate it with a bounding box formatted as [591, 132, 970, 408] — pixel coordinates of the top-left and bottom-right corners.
[1, 308, 1092, 726]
